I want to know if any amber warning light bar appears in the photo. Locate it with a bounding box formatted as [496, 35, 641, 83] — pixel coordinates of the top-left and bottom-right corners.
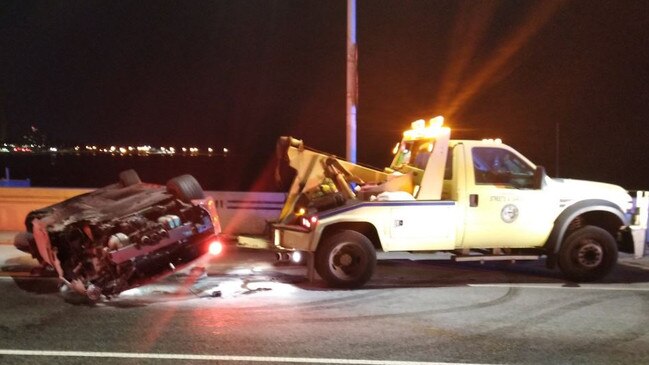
[402, 116, 449, 140]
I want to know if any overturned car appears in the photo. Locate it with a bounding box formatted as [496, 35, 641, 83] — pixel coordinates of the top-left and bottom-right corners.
[14, 170, 222, 301]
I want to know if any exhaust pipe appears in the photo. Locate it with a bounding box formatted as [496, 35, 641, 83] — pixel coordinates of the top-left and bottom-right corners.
[275, 252, 291, 262]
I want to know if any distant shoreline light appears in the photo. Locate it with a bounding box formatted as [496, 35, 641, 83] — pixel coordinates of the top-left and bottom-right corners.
[0, 143, 230, 157]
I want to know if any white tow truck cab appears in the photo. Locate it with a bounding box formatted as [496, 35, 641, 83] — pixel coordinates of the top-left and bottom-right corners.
[258, 116, 644, 288]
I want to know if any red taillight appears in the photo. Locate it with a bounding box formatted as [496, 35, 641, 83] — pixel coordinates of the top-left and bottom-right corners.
[208, 240, 223, 256]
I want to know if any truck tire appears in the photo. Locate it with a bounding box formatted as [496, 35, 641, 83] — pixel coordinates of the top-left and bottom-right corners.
[166, 174, 205, 203]
[558, 225, 618, 282]
[315, 230, 376, 288]
[119, 169, 141, 187]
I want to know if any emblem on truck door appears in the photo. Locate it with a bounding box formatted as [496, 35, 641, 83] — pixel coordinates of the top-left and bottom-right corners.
[501, 204, 519, 223]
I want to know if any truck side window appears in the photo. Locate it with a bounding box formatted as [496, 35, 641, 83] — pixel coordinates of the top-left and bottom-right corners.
[472, 147, 534, 188]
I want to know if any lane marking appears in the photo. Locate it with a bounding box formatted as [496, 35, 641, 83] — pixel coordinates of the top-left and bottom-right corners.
[0, 349, 499, 365]
[469, 283, 649, 292]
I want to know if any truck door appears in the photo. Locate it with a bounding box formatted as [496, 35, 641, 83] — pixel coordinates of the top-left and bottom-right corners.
[460, 146, 555, 248]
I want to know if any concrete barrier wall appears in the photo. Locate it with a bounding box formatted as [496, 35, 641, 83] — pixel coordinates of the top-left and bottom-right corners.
[0, 187, 92, 230]
[208, 191, 285, 236]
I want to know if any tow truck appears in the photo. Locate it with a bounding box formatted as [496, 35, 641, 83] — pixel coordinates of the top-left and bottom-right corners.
[235, 116, 647, 288]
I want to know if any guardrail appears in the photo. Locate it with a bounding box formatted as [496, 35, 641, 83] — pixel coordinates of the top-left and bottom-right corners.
[634, 191, 649, 226]
[632, 191, 649, 257]
[0, 187, 92, 230]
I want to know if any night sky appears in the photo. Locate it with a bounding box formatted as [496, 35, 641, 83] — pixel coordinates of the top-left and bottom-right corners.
[1, 1, 648, 189]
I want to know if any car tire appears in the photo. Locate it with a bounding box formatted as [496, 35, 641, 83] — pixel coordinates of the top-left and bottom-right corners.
[119, 169, 141, 187]
[558, 225, 618, 282]
[315, 230, 376, 288]
[166, 174, 205, 203]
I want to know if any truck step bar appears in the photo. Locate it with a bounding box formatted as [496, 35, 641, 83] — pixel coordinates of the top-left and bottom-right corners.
[452, 255, 541, 263]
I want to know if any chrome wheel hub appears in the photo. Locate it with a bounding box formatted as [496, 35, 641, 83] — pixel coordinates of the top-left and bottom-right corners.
[577, 240, 603, 268]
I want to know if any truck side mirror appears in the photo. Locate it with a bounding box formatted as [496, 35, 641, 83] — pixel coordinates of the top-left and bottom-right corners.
[533, 166, 546, 190]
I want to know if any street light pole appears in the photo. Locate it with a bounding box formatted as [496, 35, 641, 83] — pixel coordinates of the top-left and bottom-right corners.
[346, 0, 358, 163]
[555, 121, 560, 177]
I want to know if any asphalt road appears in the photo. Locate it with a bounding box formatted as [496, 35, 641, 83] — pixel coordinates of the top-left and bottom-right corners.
[1, 245, 649, 365]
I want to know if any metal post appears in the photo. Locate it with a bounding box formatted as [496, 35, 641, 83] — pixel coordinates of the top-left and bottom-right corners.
[346, 0, 358, 163]
[555, 122, 560, 177]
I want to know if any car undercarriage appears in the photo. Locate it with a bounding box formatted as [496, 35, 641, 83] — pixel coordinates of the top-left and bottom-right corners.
[14, 170, 221, 301]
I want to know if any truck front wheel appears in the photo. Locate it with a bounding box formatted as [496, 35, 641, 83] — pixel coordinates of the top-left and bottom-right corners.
[315, 230, 376, 288]
[558, 225, 618, 282]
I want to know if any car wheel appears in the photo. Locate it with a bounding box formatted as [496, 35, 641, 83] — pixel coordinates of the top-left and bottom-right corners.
[315, 230, 376, 288]
[166, 174, 205, 203]
[119, 169, 141, 187]
[558, 225, 618, 282]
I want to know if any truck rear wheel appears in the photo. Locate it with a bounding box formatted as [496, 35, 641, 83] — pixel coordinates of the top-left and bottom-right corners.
[315, 230, 376, 288]
[558, 225, 618, 282]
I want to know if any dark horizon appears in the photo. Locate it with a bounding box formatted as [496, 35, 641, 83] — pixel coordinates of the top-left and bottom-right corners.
[1, 1, 648, 189]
